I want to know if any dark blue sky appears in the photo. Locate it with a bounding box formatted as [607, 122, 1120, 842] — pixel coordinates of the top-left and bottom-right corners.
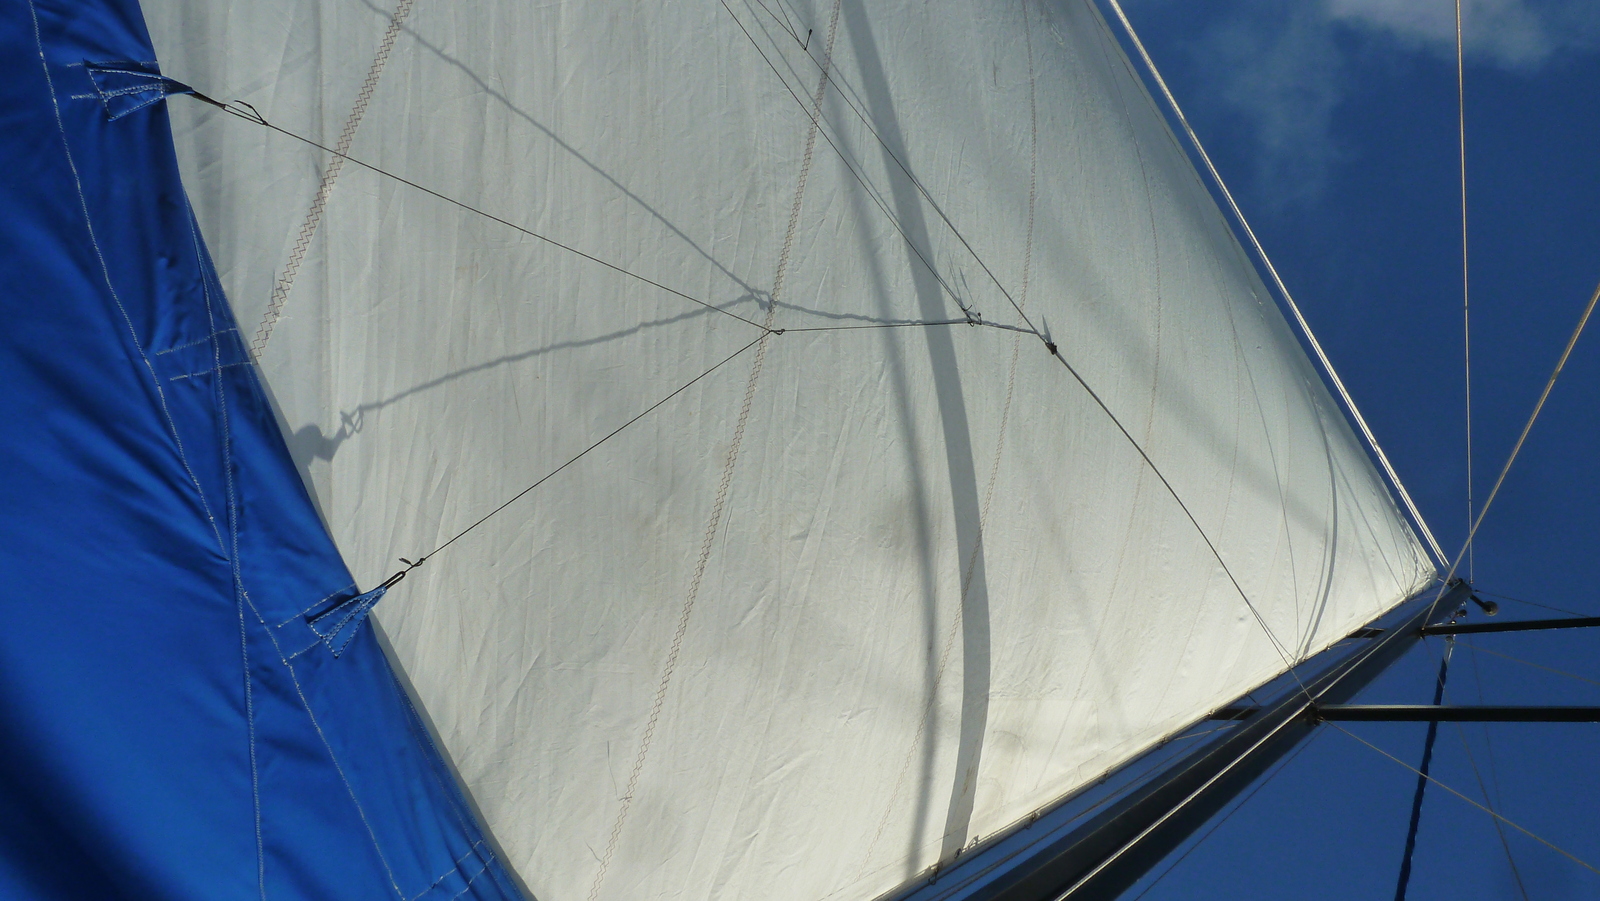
[1107, 2, 1600, 898]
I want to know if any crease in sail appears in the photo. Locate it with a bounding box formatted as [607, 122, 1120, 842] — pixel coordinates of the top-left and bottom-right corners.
[140, 0, 1439, 899]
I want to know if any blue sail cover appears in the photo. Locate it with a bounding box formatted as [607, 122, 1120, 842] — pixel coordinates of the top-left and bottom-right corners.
[0, 1, 523, 897]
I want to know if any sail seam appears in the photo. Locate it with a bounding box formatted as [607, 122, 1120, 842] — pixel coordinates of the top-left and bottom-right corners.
[445, 856, 496, 901]
[25, 0, 227, 558]
[153, 327, 240, 355]
[273, 582, 360, 627]
[407, 841, 487, 901]
[184, 203, 266, 899]
[250, 0, 417, 358]
[243, 593, 409, 899]
[1085, 0, 1180, 721]
[585, 5, 843, 897]
[167, 360, 252, 381]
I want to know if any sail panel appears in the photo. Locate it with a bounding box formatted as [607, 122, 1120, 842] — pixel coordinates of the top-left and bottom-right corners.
[145, 1, 1435, 899]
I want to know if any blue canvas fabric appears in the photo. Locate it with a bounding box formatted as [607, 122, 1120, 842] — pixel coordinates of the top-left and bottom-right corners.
[0, 1, 525, 898]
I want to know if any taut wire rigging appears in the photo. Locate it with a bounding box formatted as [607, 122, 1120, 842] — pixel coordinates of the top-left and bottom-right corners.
[1435, 273, 1600, 592]
[1457, 0, 1476, 583]
[1332, 722, 1600, 877]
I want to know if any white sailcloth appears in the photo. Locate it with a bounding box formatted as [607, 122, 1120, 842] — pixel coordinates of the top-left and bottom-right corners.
[147, 0, 1435, 899]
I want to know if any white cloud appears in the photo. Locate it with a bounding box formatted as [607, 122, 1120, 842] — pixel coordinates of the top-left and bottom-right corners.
[1200, 4, 1347, 207]
[1326, 0, 1600, 68]
[1121, 0, 1600, 209]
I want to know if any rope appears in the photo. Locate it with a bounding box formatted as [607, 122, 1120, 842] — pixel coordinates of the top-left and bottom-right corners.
[1331, 722, 1600, 877]
[186, 95, 771, 333]
[1103, 0, 1448, 569]
[1393, 638, 1452, 901]
[726, 0, 1042, 337]
[748, 0, 808, 49]
[1437, 273, 1600, 590]
[734, 0, 1321, 695]
[1044, 341, 1306, 688]
[726, 0, 1307, 718]
[1456, 0, 1475, 582]
[1450, 722, 1530, 899]
[184, 92, 1039, 588]
[731, 0, 1423, 704]
[731, 0, 1314, 697]
[198, 2, 1413, 750]
[781, 318, 1034, 334]
[716, 0, 988, 327]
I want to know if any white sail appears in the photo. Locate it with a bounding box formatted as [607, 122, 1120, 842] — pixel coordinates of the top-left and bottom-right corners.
[147, 0, 1435, 898]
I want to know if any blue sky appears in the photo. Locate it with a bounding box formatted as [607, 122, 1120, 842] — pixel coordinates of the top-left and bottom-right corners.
[1107, 1, 1600, 898]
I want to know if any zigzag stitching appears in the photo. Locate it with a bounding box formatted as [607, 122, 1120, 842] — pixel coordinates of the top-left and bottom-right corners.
[251, 0, 417, 357]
